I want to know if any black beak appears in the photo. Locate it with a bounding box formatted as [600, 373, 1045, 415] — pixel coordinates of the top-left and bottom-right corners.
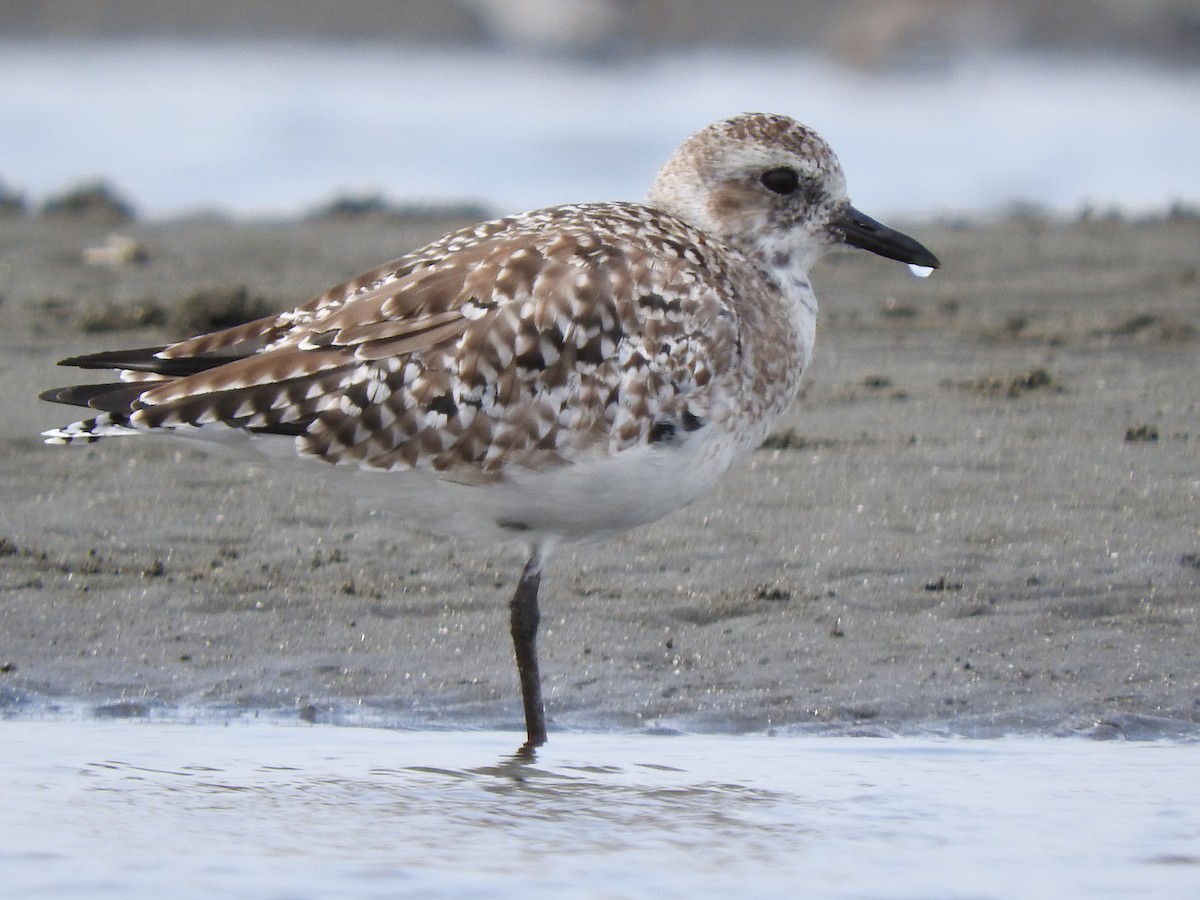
[835, 206, 941, 270]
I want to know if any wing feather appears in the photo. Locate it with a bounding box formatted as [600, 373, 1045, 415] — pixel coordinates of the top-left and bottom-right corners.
[43, 203, 744, 475]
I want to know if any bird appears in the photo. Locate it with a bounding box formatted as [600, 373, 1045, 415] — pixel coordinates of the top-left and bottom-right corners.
[41, 112, 940, 753]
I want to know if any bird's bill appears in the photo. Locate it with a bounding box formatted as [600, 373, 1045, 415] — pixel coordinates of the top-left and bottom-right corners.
[835, 206, 941, 270]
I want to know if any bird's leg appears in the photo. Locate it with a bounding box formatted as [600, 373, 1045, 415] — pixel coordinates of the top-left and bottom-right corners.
[509, 553, 547, 755]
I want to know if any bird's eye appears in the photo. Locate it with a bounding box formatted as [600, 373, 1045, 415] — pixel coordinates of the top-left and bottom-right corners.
[760, 167, 800, 195]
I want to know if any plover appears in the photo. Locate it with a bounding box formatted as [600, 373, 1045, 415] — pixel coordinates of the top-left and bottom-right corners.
[41, 113, 939, 751]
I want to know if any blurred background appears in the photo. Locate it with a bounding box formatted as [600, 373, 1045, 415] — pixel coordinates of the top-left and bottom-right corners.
[2, 0, 1198, 219]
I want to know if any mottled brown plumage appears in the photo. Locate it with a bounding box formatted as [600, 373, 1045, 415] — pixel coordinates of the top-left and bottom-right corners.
[50, 202, 765, 481]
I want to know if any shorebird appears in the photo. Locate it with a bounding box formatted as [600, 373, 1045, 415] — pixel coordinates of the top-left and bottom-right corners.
[41, 113, 939, 752]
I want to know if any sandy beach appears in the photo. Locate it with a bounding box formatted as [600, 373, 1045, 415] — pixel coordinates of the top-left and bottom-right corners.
[2, 208, 1197, 737]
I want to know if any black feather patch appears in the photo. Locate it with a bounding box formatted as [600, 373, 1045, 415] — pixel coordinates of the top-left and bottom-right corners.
[246, 422, 308, 437]
[648, 420, 676, 444]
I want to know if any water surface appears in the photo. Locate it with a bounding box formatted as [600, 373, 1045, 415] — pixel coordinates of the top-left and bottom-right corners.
[2, 41, 1197, 217]
[4, 720, 1198, 898]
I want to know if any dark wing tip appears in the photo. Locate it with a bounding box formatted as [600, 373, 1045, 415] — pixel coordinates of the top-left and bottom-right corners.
[58, 346, 168, 370]
[40, 382, 146, 413]
[57, 346, 248, 377]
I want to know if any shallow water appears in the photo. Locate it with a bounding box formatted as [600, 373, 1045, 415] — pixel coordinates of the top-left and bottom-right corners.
[3, 720, 1198, 899]
[2, 40, 1198, 217]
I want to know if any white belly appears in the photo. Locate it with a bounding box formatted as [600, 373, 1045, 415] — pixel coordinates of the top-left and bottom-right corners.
[328, 429, 745, 547]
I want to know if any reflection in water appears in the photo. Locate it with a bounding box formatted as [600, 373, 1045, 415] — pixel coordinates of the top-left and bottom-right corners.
[3, 721, 1199, 898]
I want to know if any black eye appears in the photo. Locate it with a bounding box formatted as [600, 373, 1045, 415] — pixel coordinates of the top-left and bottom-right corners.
[760, 167, 800, 195]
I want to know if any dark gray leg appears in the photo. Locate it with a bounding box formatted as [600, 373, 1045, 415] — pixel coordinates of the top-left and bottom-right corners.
[510, 554, 547, 754]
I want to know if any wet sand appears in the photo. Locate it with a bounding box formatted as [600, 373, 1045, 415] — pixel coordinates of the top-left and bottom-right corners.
[2, 210, 1198, 737]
